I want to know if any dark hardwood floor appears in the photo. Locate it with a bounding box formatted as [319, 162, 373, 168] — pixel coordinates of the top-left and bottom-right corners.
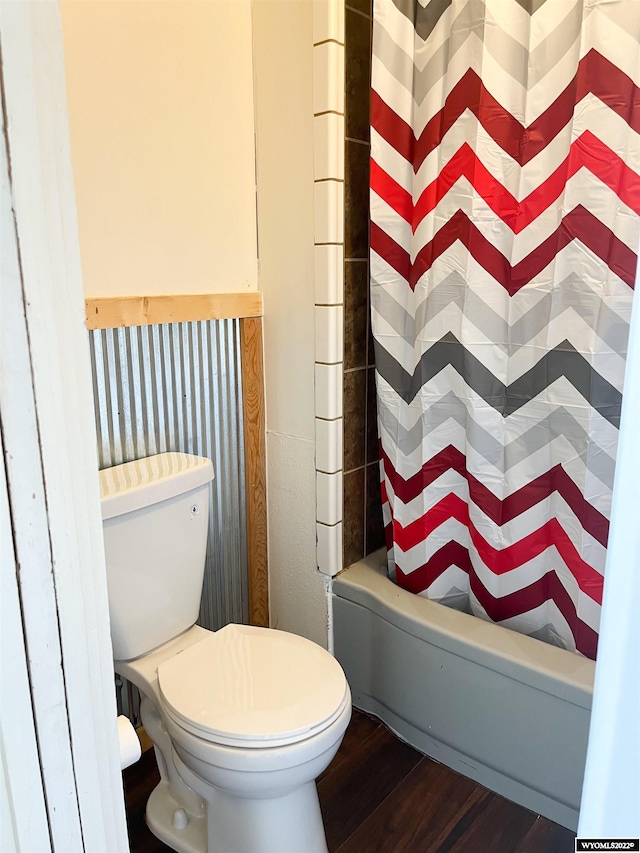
[124, 709, 576, 853]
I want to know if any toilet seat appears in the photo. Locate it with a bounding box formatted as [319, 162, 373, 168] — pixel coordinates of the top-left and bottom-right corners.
[157, 624, 349, 749]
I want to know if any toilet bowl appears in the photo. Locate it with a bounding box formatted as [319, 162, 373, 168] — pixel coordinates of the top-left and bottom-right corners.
[101, 453, 351, 853]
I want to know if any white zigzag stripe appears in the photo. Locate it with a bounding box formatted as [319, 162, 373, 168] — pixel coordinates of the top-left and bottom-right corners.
[371, 270, 630, 361]
[370, 263, 633, 369]
[377, 409, 616, 499]
[413, 101, 640, 198]
[376, 398, 618, 491]
[371, 239, 634, 321]
[382, 448, 610, 510]
[383, 0, 583, 68]
[382, 444, 610, 527]
[410, 15, 640, 132]
[469, 599, 579, 653]
[391, 0, 640, 88]
[413, 565, 474, 611]
[383, 465, 608, 551]
[416, 34, 583, 123]
[471, 575, 601, 636]
[384, 481, 609, 576]
[413, 4, 638, 100]
[371, 0, 416, 74]
[413, 0, 583, 77]
[391, 521, 603, 625]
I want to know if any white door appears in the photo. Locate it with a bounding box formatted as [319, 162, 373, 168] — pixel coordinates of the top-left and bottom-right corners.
[0, 1, 128, 849]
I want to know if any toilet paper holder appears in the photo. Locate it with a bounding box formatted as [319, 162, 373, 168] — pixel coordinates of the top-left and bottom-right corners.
[117, 715, 141, 770]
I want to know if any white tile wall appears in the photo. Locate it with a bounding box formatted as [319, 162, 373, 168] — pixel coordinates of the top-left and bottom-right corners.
[313, 42, 345, 115]
[316, 521, 343, 577]
[315, 305, 343, 364]
[314, 244, 343, 305]
[315, 363, 343, 420]
[314, 180, 344, 244]
[313, 3, 345, 577]
[313, 0, 345, 45]
[316, 470, 343, 526]
[314, 113, 344, 181]
[315, 417, 343, 473]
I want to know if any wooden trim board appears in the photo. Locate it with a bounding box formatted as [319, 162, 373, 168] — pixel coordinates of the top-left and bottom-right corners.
[240, 317, 269, 628]
[85, 292, 263, 329]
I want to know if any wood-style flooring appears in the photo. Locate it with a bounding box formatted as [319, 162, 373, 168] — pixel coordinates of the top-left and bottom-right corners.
[123, 709, 576, 853]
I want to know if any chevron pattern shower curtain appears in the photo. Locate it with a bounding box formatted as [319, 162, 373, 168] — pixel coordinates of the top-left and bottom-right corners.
[370, 0, 640, 658]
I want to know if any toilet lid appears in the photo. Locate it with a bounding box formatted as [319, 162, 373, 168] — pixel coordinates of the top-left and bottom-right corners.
[157, 624, 349, 747]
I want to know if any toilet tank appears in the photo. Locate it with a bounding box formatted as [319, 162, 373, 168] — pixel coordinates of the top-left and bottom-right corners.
[100, 452, 214, 661]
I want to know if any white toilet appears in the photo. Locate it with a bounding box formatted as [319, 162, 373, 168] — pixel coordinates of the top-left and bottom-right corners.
[100, 451, 351, 853]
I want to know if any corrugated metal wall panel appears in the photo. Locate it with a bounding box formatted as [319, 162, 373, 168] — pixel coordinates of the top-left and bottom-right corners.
[89, 320, 248, 633]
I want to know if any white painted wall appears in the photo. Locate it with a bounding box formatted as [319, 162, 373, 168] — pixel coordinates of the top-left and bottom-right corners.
[61, 0, 258, 297]
[252, 0, 329, 648]
[62, 0, 330, 645]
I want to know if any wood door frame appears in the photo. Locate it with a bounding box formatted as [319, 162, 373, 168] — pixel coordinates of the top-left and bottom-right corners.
[1, 2, 128, 847]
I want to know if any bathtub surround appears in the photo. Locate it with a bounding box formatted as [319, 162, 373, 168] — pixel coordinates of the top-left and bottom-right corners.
[333, 552, 595, 831]
[313, 1, 346, 577]
[370, 0, 640, 657]
[313, 0, 385, 575]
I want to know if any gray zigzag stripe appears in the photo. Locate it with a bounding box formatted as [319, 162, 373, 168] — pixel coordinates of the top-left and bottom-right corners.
[390, 0, 552, 44]
[389, 0, 450, 40]
[378, 0, 583, 101]
[376, 392, 617, 488]
[371, 270, 629, 357]
[435, 585, 474, 614]
[527, 623, 573, 649]
[375, 332, 622, 426]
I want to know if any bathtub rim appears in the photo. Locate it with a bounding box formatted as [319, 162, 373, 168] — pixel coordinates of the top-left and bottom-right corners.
[333, 550, 594, 711]
[332, 549, 596, 830]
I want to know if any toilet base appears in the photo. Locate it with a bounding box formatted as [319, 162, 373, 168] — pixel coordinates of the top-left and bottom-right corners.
[146, 768, 328, 853]
[146, 780, 206, 853]
[209, 780, 327, 853]
[175, 746, 329, 853]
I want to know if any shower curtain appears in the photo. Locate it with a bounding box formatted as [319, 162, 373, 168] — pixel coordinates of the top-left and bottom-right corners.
[370, 0, 640, 659]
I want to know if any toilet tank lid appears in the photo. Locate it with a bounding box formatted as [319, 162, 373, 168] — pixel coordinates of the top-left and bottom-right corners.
[99, 452, 214, 520]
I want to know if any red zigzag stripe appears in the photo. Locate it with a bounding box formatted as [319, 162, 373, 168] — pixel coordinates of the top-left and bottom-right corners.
[372, 49, 640, 172]
[381, 444, 609, 546]
[391, 491, 603, 604]
[395, 541, 598, 659]
[370, 205, 637, 292]
[371, 131, 640, 233]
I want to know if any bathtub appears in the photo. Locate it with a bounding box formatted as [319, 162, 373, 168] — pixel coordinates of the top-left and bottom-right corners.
[332, 550, 595, 831]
